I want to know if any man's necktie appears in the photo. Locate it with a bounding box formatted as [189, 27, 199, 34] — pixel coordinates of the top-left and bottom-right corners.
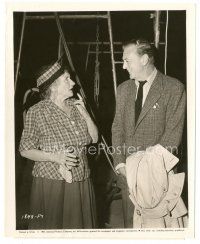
[135, 80, 147, 124]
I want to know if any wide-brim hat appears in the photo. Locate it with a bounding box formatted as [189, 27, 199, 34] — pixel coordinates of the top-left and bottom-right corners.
[37, 61, 65, 92]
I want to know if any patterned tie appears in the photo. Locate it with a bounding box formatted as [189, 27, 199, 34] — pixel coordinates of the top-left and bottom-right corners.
[135, 80, 147, 124]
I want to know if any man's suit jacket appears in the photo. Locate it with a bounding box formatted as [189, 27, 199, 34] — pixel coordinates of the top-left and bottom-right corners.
[111, 70, 186, 168]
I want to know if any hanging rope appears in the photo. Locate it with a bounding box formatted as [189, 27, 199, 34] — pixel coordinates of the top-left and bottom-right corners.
[164, 11, 169, 75]
[94, 20, 100, 107]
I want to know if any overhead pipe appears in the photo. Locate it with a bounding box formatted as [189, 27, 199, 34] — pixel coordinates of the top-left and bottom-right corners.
[26, 14, 108, 20]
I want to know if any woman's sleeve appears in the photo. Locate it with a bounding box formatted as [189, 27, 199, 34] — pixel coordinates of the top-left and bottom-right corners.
[19, 108, 40, 152]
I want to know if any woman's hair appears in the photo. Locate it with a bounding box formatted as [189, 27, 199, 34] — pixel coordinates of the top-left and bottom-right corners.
[40, 86, 52, 100]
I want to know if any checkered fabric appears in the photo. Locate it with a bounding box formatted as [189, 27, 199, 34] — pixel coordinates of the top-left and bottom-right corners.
[37, 62, 62, 87]
[19, 99, 92, 182]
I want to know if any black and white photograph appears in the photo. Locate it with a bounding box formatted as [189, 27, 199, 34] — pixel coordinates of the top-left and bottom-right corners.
[5, 2, 196, 239]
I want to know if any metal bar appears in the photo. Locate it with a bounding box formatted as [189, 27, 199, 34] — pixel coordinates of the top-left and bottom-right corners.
[61, 41, 166, 46]
[58, 36, 64, 61]
[66, 41, 123, 45]
[154, 11, 161, 49]
[14, 12, 26, 93]
[89, 51, 122, 54]
[100, 140, 116, 173]
[107, 11, 117, 98]
[164, 11, 169, 75]
[85, 44, 91, 71]
[26, 14, 108, 20]
[54, 12, 117, 175]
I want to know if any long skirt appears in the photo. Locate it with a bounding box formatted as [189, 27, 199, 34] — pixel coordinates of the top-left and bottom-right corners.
[28, 177, 97, 229]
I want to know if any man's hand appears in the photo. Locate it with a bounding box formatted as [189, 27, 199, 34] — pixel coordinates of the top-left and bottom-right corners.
[117, 167, 126, 178]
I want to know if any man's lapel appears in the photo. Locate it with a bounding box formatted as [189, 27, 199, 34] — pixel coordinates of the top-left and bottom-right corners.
[126, 80, 137, 131]
[134, 71, 163, 131]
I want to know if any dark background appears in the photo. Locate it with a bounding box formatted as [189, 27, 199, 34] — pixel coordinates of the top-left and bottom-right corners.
[14, 11, 187, 229]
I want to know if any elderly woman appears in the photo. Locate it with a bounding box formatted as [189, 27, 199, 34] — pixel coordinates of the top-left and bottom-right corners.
[19, 61, 98, 229]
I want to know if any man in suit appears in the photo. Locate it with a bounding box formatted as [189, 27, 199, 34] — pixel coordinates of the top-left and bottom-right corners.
[111, 38, 186, 227]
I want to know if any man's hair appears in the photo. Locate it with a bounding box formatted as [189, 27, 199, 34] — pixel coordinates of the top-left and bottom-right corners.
[123, 38, 157, 64]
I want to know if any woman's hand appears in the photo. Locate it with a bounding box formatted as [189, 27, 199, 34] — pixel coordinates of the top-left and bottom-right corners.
[74, 93, 90, 120]
[53, 151, 79, 169]
[117, 167, 126, 179]
[74, 93, 98, 143]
